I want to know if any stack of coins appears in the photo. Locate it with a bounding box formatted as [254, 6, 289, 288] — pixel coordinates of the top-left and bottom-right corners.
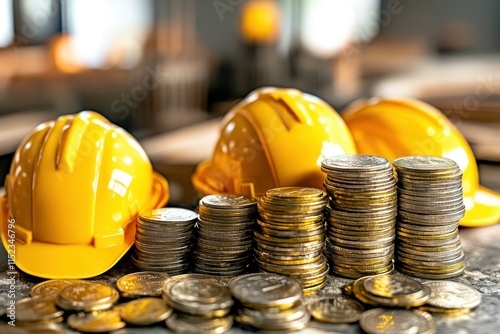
[393, 156, 466, 279]
[193, 194, 257, 277]
[255, 187, 328, 295]
[163, 274, 234, 334]
[307, 296, 365, 324]
[350, 273, 431, 308]
[133, 207, 197, 275]
[230, 273, 310, 331]
[321, 155, 397, 278]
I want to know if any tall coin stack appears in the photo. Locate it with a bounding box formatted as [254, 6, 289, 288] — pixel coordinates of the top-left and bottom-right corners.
[393, 156, 466, 279]
[133, 208, 197, 275]
[321, 155, 397, 279]
[254, 187, 328, 295]
[192, 194, 257, 277]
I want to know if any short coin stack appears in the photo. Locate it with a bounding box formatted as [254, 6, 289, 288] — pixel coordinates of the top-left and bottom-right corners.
[321, 155, 397, 278]
[255, 187, 329, 295]
[193, 194, 257, 277]
[163, 274, 234, 334]
[393, 156, 466, 279]
[230, 273, 310, 331]
[350, 273, 431, 308]
[133, 208, 197, 275]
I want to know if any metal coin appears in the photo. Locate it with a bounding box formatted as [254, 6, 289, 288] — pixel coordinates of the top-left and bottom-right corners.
[359, 308, 435, 334]
[116, 271, 170, 298]
[120, 297, 172, 325]
[307, 296, 365, 323]
[166, 313, 233, 334]
[67, 308, 125, 333]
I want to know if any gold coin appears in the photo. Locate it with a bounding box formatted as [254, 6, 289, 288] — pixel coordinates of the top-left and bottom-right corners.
[55, 282, 119, 312]
[16, 296, 64, 323]
[30, 279, 86, 298]
[307, 296, 365, 323]
[116, 271, 170, 298]
[120, 297, 173, 326]
[67, 308, 125, 333]
[423, 281, 481, 310]
[166, 313, 233, 334]
[359, 308, 435, 334]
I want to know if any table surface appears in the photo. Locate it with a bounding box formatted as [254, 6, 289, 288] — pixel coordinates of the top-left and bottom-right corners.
[1, 164, 500, 334]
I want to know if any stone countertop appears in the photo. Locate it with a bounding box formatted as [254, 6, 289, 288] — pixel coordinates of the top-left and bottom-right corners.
[1, 163, 500, 333]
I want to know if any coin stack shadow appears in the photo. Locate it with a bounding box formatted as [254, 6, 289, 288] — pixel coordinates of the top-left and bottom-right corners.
[321, 155, 397, 279]
[193, 194, 257, 277]
[254, 187, 329, 295]
[132, 208, 197, 275]
[394, 156, 466, 279]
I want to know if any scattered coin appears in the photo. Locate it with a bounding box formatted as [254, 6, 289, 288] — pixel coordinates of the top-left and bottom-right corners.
[229, 273, 302, 309]
[307, 296, 365, 323]
[420, 281, 481, 314]
[322, 155, 396, 279]
[359, 308, 435, 334]
[16, 296, 64, 323]
[120, 297, 173, 325]
[351, 273, 430, 308]
[55, 281, 119, 312]
[166, 313, 233, 334]
[116, 271, 170, 298]
[30, 279, 86, 298]
[162, 274, 233, 317]
[67, 308, 126, 333]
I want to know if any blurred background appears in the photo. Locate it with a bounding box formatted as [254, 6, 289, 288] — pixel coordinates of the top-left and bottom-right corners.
[1, 0, 500, 205]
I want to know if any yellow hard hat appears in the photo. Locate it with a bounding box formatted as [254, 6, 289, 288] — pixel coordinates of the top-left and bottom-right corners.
[192, 87, 357, 198]
[1, 111, 169, 278]
[342, 97, 500, 227]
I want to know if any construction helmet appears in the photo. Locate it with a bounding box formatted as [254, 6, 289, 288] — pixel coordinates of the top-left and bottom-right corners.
[1, 111, 169, 278]
[342, 97, 500, 227]
[192, 87, 357, 198]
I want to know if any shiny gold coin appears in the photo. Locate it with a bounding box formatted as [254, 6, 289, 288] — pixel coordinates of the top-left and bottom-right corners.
[307, 296, 365, 323]
[359, 308, 435, 334]
[16, 297, 64, 323]
[116, 271, 170, 298]
[30, 279, 86, 298]
[120, 297, 173, 326]
[67, 308, 125, 333]
[55, 282, 119, 312]
[423, 281, 481, 310]
[166, 313, 233, 334]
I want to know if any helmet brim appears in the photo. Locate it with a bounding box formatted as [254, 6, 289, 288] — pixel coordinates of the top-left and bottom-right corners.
[0, 172, 169, 279]
[462, 185, 500, 227]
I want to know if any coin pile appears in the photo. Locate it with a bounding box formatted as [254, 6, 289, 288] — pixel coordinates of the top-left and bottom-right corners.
[420, 281, 481, 315]
[350, 273, 431, 308]
[193, 194, 257, 277]
[393, 156, 466, 279]
[359, 308, 435, 334]
[163, 274, 234, 333]
[321, 155, 397, 279]
[230, 273, 310, 331]
[133, 207, 197, 275]
[255, 187, 329, 295]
